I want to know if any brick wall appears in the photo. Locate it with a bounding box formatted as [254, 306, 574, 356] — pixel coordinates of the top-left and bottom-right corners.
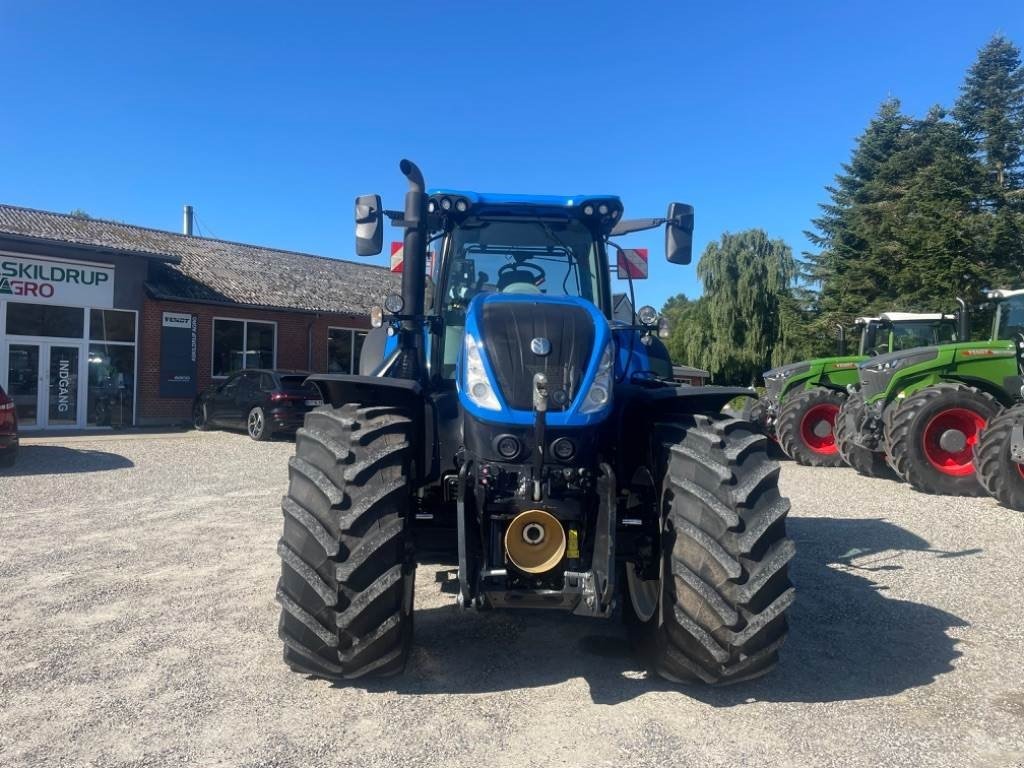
[138, 299, 370, 425]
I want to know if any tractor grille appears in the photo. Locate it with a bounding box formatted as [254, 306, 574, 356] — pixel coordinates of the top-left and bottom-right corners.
[764, 375, 784, 402]
[481, 301, 595, 412]
[859, 367, 888, 403]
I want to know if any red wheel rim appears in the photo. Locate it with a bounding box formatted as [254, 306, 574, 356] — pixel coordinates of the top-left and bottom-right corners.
[921, 408, 986, 476]
[799, 403, 840, 455]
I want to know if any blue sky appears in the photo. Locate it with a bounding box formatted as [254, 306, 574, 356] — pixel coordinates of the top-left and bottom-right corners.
[1, 1, 1021, 309]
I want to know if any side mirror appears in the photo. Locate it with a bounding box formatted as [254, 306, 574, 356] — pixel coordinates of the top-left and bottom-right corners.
[665, 203, 694, 265]
[355, 194, 384, 256]
[658, 316, 671, 339]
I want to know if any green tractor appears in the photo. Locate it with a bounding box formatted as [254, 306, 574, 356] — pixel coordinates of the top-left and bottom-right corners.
[759, 313, 959, 467]
[974, 328, 1024, 511]
[843, 290, 1024, 495]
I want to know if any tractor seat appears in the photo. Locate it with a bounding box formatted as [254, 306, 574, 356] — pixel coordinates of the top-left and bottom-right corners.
[502, 282, 542, 295]
[498, 268, 542, 292]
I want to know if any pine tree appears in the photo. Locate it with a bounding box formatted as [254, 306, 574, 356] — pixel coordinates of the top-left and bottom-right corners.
[953, 35, 1024, 194]
[953, 35, 1024, 292]
[805, 99, 911, 320]
[888, 107, 991, 306]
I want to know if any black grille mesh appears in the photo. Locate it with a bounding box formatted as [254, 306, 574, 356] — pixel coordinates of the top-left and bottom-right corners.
[481, 301, 595, 411]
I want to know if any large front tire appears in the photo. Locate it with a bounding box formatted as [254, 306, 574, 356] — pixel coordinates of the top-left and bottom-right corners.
[975, 403, 1024, 511]
[885, 383, 998, 496]
[776, 387, 846, 467]
[626, 414, 794, 684]
[835, 391, 892, 478]
[276, 404, 415, 680]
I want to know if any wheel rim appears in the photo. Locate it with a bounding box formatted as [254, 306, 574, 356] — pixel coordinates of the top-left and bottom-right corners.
[921, 407, 986, 476]
[799, 403, 840, 455]
[627, 561, 660, 623]
[248, 409, 263, 438]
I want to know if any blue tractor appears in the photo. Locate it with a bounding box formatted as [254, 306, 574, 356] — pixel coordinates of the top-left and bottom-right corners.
[275, 160, 794, 685]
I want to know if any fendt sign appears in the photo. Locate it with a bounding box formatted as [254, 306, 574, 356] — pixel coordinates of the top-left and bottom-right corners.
[0, 253, 115, 308]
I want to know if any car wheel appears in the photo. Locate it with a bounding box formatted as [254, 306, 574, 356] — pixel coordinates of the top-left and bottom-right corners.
[248, 406, 271, 441]
[193, 401, 210, 431]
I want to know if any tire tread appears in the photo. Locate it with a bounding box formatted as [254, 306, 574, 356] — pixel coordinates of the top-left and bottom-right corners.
[275, 403, 414, 681]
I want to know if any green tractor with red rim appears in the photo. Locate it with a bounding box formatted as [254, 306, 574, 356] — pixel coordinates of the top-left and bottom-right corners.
[758, 312, 959, 467]
[843, 290, 1024, 495]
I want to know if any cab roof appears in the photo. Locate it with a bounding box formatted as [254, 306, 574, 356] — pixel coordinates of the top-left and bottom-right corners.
[428, 190, 621, 208]
[855, 312, 950, 324]
[987, 288, 1024, 299]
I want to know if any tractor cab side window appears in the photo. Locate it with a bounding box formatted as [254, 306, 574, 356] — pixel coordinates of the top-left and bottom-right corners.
[438, 218, 602, 377]
[996, 296, 1024, 340]
[891, 321, 958, 350]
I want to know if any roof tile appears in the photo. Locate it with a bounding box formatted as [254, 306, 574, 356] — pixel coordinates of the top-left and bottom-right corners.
[0, 204, 399, 315]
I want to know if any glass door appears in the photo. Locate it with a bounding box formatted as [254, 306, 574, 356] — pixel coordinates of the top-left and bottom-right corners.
[4, 342, 86, 429]
[47, 345, 81, 427]
[7, 343, 41, 428]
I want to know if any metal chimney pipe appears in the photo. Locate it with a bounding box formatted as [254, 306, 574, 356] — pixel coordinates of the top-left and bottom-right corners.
[183, 205, 194, 236]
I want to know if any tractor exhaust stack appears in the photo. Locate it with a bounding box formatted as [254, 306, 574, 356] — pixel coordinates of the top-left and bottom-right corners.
[956, 297, 970, 342]
[397, 159, 428, 381]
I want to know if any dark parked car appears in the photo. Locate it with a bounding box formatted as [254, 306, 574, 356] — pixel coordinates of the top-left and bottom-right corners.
[192, 369, 323, 441]
[0, 384, 19, 468]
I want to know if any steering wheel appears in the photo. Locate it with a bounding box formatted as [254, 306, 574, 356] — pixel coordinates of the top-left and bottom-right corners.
[497, 261, 545, 293]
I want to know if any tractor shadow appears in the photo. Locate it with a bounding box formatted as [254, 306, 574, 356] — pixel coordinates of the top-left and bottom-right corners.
[0, 444, 134, 476]
[354, 516, 972, 706]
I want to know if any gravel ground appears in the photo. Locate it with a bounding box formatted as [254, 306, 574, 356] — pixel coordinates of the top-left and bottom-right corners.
[1, 430, 1023, 768]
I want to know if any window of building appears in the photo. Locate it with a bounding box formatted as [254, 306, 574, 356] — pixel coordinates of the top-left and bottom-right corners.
[86, 307, 137, 428]
[6, 302, 85, 338]
[212, 318, 276, 377]
[327, 327, 367, 374]
[89, 309, 136, 343]
[87, 344, 135, 427]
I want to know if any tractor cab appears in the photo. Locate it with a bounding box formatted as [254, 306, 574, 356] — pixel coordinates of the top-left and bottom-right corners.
[854, 313, 960, 357]
[989, 289, 1024, 341]
[424, 193, 620, 380]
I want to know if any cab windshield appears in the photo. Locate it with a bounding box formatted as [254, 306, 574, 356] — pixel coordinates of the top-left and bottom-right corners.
[859, 320, 958, 355]
[433, 217, 603, 376]
[995, 295, 1024, 340]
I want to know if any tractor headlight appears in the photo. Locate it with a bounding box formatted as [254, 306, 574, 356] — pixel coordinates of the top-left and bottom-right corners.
[581, 343, 614, 414]
[773, 363, 811, 381]
[464, 334, 501, 411]
[637, 305, 658, 326]
[867, 349, 937, 378]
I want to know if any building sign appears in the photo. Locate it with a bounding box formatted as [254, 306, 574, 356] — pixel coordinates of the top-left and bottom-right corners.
[0, 253, 115, 308]
[159, 312, 198, 398]
[48, 346, 80, 424]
